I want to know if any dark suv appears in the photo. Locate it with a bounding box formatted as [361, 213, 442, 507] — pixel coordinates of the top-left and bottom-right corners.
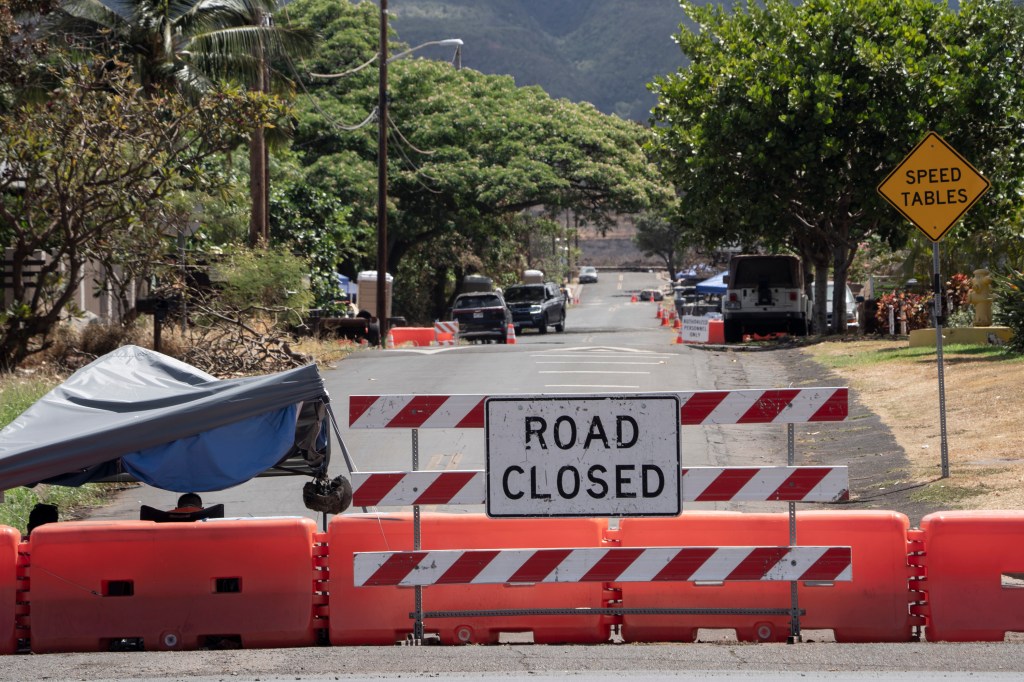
[504, 282, 566, 334]
[450, 291, 512, 343]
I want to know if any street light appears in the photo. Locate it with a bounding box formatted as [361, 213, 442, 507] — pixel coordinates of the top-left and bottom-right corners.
[376, 0, 462, 345]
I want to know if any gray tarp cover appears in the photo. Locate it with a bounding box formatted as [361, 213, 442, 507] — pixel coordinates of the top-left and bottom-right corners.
[0, 345, 329, 491]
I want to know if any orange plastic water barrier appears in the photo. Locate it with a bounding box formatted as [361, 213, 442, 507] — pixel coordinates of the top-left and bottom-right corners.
[389, 327, 438, 347]
[28, 518, 321, 653]
[0, 526, 18, 655]
[329, 513, 611, 645]
[707, 319, 725, 344]
[616, 511, 914, 643]
[919, 511, 1024, 641]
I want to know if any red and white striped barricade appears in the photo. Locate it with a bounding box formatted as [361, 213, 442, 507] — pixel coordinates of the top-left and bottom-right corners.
[351, 466, 849, 508]
[354, 546, 853, 587]
[433, 320, 458, 346]
[346, 388, 852, 643]
[348, 387, 848, 430]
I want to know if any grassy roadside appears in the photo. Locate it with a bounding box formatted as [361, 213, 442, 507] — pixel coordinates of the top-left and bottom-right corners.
[801, 339, 1024, 510]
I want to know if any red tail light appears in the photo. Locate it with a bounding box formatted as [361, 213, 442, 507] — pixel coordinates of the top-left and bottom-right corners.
[789, 292, 797, 301]
[729, 293, 738, 302]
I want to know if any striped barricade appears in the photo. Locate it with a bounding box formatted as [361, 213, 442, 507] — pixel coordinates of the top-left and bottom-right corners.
[433, 321, 458, 346]
[348, 387, 848, 430]
[346, 388, 854, 644]
[354, 545, 853, 587]
[351, 466, 850, 507]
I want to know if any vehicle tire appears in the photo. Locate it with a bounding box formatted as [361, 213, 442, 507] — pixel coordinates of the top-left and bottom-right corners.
[790, 319, 809, 337]
[555, 321, 564, 332]
[538, 322, 548, 334]
[724, 319, 742, 343]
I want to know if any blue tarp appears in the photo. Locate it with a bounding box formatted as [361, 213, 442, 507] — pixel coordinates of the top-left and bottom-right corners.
[695, 271, 728, 295]
[335, 273, 357, 296]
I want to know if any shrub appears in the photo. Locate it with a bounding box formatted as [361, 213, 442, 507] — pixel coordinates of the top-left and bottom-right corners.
[993, 268, 1024, 353]
[217, 247, 314, 313]
[874, 291, 933, 333]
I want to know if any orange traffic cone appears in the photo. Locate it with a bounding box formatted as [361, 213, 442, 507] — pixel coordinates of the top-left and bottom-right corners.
[386, 329, 395, 349]
[660, 314, 670, 327]
[630, 294, 638, 303]
[674, 326, 685, 344]
[506, 323, 517, 345]
[673, 317, 681, 329]
[656, 307, 663, 319]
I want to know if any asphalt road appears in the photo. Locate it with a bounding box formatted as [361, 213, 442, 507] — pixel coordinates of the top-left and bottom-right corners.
[66, 269, 1024, 679]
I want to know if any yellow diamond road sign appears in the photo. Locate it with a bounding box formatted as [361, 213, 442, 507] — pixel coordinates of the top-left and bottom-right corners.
[877, 131, 990, 242]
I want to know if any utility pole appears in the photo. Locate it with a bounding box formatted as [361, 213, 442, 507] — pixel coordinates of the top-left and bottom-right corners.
[376, 0, 389, 345]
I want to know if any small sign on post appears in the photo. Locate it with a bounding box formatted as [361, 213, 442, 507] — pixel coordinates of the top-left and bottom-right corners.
[485, 395, 681, 518]
[878, 131, 990, 479]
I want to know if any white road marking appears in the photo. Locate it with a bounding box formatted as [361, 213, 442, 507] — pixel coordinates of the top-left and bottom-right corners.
[544, 384, 642, 389]
[538, 370, 649, 375]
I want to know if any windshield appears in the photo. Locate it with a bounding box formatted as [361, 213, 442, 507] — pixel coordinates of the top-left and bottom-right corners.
[581, 267, 596, 275]
[454, 294, 502, 309]
[504, 286, 544, 303]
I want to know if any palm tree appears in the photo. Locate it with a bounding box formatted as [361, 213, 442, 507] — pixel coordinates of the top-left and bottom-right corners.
[52, 0, 316, 244]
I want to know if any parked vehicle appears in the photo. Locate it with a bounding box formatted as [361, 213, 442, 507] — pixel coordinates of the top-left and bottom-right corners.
[722, 254, 811, 342]
[504, 281, 566, 334]
[450, 291, 512, 343]
[823, 281, 860, 331]
[638, 288, 664, 302]
[578, 266, 598, 283]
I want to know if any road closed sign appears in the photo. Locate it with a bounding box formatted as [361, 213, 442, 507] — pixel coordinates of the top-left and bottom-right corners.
[485, 395, 681, 518]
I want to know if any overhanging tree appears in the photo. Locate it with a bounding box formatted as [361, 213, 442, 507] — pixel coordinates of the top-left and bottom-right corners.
[650, 0, 1024, 333]
[0, 60, 284, 371]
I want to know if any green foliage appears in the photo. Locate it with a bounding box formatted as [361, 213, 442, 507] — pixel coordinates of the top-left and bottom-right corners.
[286, 0, 671, 321]
[0, 58, 288, 371]
[270, 182, 357, 308]
[993, 268, 1024, 353]
[217, 246, 313, 312]
[0, 484, 108, 535]
[52, 0, 316, 98]
[649, 0, 1024, 331]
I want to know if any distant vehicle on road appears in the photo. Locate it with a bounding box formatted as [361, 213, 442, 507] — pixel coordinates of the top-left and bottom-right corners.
[578, 266, 599, 283]
[722, 254, 811, 342]
[450, 291, 512, 343]
[504, 281, 566, 334]
[638, 288, 664, 302]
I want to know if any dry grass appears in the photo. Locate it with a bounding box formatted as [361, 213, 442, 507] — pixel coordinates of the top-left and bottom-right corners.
[802, 339, 1024, 510]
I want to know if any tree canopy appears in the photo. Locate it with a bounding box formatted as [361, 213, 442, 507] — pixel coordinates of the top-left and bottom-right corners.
[649, 0, 1024, 332]
[286, 0, 670, 318]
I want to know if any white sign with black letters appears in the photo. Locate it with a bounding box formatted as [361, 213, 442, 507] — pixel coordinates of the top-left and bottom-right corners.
[485, 395, 681, 518]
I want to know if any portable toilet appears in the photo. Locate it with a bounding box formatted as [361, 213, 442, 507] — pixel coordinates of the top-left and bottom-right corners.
[357, 271, 393, 319]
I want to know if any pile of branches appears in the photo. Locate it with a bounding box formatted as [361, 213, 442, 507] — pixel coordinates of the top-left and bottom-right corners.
[179, 299, 312, 377]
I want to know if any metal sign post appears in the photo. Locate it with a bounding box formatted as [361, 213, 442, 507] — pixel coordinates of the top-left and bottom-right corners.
[878, 131, 990, 479]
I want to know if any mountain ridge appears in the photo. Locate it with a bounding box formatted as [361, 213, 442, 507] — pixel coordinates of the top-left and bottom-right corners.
[388, 0, 690, 121]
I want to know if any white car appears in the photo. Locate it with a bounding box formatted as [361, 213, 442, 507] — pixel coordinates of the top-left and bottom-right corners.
[579, 266, 598, 283]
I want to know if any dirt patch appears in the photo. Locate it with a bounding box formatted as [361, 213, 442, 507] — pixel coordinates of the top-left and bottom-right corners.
[793, 339, 1024, 522]
[763, 345, 936, 525]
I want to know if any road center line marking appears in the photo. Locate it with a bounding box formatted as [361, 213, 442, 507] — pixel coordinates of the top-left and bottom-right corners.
[538, 370, 649, 375]
[545, 384, 642, 389]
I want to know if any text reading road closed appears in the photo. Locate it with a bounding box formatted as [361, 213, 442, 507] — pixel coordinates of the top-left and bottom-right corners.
[485, 395, 680, 518]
